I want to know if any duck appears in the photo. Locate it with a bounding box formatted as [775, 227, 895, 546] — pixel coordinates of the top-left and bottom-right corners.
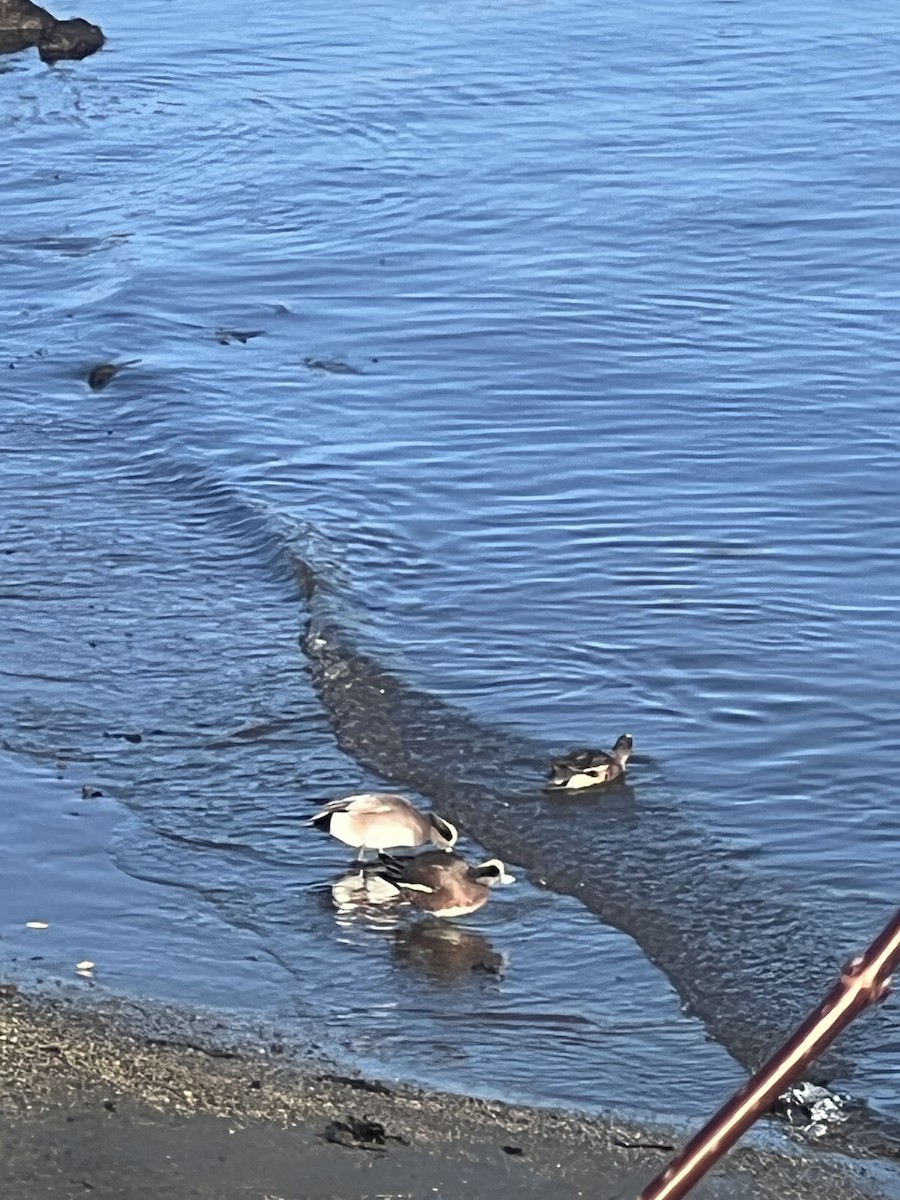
[377, 850, 516, 918]
[546, 733, 633, 789]
[307, 792, 458, 857]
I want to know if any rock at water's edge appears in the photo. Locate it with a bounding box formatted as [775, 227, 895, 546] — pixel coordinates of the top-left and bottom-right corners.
[0, 0, 104, 62]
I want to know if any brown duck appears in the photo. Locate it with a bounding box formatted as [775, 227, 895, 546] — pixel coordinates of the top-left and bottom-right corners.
[378, 850, 516, 918]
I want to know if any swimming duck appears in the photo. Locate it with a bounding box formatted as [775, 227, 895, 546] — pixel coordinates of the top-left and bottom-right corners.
[307, 792, 457, 857]
[378, 850, 516, 918]
[546, 733, 633, 789]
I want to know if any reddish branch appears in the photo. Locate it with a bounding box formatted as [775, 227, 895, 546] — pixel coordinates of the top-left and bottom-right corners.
[638, 907, 900, 1200]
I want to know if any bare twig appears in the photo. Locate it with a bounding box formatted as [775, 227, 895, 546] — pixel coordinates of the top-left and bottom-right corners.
[638, 907, 900, 1200]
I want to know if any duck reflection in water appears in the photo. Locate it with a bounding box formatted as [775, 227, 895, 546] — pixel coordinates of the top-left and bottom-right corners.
[329, 869, 506, 981]
[330, 866, 406, 922]
[392, 920, 506, 982]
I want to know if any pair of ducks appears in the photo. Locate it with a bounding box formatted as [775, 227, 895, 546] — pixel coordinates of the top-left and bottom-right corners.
[309, 792, 515, 918]
[308, 733, 633, 918]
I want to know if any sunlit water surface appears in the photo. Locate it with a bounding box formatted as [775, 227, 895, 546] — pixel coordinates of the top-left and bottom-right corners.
[3, 0, 900, 1144]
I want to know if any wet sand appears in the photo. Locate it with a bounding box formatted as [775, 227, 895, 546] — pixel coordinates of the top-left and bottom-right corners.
[0, 987, 895, 1200]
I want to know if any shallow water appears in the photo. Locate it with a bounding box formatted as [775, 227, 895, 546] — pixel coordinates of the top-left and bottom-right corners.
[3, 0, 900, 1144]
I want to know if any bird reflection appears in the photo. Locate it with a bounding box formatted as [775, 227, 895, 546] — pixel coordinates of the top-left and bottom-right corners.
[391, 919, 506, 982]
[329, 870, 506, 981]
[330, 868, 405, 924]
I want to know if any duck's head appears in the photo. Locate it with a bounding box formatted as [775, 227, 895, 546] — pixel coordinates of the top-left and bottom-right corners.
[470, 859, 516, 887]
[428, 813, 459, 848]
[613, 734, 633, 766]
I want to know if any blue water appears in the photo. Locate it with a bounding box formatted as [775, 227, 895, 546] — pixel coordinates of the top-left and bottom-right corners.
[4, 0, 900, 1149]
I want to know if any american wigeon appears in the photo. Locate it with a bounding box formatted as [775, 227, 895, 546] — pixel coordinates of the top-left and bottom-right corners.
[308, 792, 457, 856]
[378, 850, 516, 918]
[546, 733, 633, 789]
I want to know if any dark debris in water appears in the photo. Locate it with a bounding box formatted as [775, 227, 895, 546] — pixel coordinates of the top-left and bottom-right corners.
[7, 348, 47, 369]
[215, 328, 265, 345]
[87, 360, 141, 391]
[303, 356, 364, 375]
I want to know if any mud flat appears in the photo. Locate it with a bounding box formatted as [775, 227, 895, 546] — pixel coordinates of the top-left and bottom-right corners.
[0, 987, 895, 1200]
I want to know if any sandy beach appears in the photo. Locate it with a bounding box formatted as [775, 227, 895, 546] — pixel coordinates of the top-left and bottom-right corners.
[1, 986, 895, 1200]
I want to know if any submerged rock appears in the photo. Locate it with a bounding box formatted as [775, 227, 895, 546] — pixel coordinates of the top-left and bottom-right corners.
[0, 0, 104, 63]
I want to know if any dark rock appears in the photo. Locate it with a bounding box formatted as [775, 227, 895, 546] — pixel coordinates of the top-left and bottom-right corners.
[0, 0, 44, 53]
[0, 1, 104, 62]
[323, 1114, 408, 1152]
[38, 15, 104, 63]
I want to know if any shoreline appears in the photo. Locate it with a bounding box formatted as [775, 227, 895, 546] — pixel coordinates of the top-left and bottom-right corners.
[1, 985, 896, 1200]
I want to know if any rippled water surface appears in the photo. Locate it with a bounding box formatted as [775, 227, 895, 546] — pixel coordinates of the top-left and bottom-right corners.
[4, 0, 900, 1144]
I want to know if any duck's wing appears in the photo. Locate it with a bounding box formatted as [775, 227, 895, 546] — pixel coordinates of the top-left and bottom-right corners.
[378, 858, 435, 893]
[548, 756, 630, 788]
[343, 792, 412, 813]
[307, 792, 411, 824]
[378, 849, 458, 890]
[546, 746, 612, 783]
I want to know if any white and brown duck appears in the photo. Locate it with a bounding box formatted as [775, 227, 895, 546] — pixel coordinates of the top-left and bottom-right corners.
[307, 792, 457, 858]
[546, 733, 633, 789]
[377, 850, 516, 918]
